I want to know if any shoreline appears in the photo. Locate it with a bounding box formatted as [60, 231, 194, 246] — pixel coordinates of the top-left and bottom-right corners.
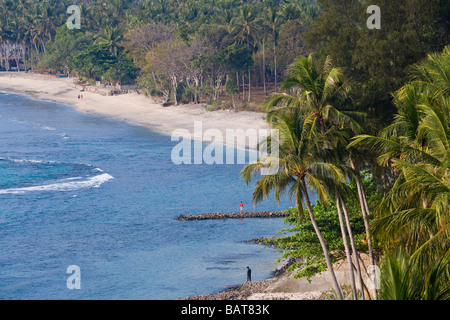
[0, 71, 334, 300]
[179, 252, 372, 300]
[178, 277, 282, 300]
[0, 71, 287, 300]
[0, 72, 269, 149]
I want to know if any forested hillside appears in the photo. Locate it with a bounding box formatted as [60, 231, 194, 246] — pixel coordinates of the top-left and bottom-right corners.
[0, 0, 448, 119]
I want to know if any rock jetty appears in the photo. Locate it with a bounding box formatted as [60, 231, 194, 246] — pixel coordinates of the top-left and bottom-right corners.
[176, 211, 289, 221]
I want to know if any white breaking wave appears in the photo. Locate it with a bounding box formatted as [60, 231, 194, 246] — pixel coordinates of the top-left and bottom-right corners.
[0, 173, 114, 194]
[0, 157, 85, 166]
[41, 125, 56, 131]
[0, 157, 59, 164]
[0, 157, 113, 194]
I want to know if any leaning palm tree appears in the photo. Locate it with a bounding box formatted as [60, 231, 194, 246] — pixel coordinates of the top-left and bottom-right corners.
[241, 107, 345, 300]
[263, 55, 372, 298]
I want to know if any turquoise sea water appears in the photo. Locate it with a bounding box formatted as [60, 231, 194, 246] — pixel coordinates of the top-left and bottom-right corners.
[0, 91, 300, 300]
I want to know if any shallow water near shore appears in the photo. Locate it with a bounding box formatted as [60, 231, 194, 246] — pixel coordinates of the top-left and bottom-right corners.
[0, 91, 301, 300]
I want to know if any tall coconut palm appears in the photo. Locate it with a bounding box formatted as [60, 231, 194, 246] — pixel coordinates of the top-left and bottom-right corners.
[0, 0, 13, 28]
[263, 55, 371, 299]
[257, 18, 270, 96]
[263, 54, 363, 139]
[231, 4, 260, 102]
[265, 4, 280, 93]
[241, 107, 345, 300]
[95, 26, 124, 56]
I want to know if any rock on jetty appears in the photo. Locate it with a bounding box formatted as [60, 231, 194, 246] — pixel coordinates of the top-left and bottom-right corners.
[176, 211, 289, 221]
[178, 278, 279, 300]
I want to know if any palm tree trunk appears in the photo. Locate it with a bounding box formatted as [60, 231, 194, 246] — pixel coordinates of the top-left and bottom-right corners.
[248, 67, 251, 102]
[262, 39, 267, 96]
[231, 93, 236, 111]
[349, 158, 376, 299]
[335, 191, 357, 299]
[338, 192, 365, 299]
[171, 76, 178, 105]
[273, 39, 277, 93]
[295, 183, 306, 222]
[236, 72, 240, 100]
[14, 42, 20, 71]
[300, 178, 343, 300]
[242, 73, 245, 101]
[356, 176, 373, 258]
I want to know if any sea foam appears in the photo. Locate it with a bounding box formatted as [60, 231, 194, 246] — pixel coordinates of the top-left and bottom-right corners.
[0, 172, 114, 194]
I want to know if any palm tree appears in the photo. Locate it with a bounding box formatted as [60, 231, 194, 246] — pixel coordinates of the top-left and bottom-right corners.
[0, 0, 13, 28]
[95, 26, 124, 56]
[349, 46, 450, 271]
[379, 249, 450, 300]
[262, 55, 372, 299]
[335, 187, 358, 299]
[241, 107, 345, 300]
[257, 18, 270, 96]
[108, 0, 130, 26]
[37, 0, 59, 43]
[263, 54, 363, 138]
[265, 3, 280, 93]
[231, 4, 260, 102]
[337, 186, 367, 299]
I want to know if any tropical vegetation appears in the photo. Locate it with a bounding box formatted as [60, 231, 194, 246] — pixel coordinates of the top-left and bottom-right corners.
[242, 46, 449, 300]
[0, 0, 321, 105]
[0, 0, 448, 300]
[1, 0, 447, 112]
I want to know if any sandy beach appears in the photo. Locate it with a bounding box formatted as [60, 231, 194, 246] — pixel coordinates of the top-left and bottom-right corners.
[0, 72, 269, 148]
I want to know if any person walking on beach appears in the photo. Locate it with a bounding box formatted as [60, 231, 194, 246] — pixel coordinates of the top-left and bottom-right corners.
[245, 266, 252, 283]
[240, 201, 243, 212]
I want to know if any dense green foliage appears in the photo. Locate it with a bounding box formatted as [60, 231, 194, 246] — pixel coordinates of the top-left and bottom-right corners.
[351, 46, 450, 299]
[1, 0, 447, 118]
[306, 0, 450, 119]
[0, 0, 320, 101]
[379, 249, 450, 300]
[243, 46, 449, 300]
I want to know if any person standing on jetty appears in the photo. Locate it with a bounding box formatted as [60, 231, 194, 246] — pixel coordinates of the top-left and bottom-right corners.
[240, 201, 243, 212]
[245, 266, 252, 283]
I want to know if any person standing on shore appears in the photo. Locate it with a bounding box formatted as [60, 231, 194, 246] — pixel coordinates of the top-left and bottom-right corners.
[245, 266, 252, 283]
[240, 201, 243, 212]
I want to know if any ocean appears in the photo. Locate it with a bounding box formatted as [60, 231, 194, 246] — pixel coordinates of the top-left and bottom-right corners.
[0, 91, 298, 300]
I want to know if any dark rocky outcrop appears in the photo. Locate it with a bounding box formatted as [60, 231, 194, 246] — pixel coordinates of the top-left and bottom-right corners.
[176, 211, 289, 221]
[178, 278, 279, 300]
